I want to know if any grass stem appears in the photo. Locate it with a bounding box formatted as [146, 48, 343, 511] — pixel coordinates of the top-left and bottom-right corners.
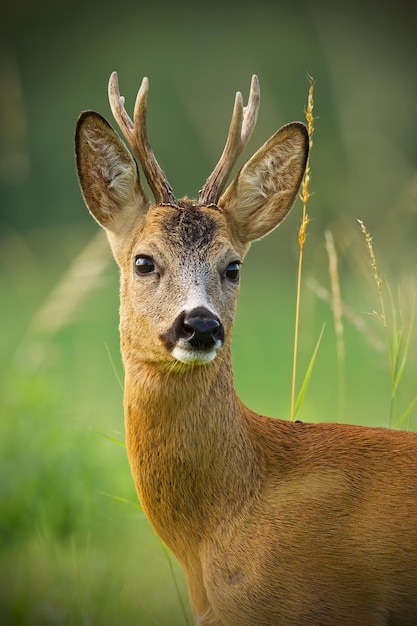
[324, 230, 345, 420]
[290, 75, 315, 420]
[358, 220, 416, 428]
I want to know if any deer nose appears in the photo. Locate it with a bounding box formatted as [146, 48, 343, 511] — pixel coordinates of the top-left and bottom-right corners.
[160, 307, 225, 355]
[182, 308, 224, 349]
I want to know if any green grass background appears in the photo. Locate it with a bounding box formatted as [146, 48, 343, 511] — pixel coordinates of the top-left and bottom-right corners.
[1, 0, 417, 624]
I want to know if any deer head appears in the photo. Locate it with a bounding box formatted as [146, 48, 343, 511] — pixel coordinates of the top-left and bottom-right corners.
[75, 73, 308, 369]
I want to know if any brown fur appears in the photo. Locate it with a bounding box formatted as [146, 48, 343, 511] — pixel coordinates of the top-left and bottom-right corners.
[75, 80, 417, 626]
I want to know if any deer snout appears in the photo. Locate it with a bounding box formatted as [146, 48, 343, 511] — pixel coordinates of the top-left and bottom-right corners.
[183, 308, 224, 349]
[161, 307, 224, 364]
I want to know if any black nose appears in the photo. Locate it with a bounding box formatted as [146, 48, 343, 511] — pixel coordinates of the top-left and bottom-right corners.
[161, 307, 224, 351]
[183, 308, 224, 348]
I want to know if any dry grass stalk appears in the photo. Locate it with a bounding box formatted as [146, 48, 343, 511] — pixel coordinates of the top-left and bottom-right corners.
[307, 277, 384, 352]
[358, 219, 416, 428]
[357, 220, 386, 325]
[290, 75, 315, 421]
[324, 230, 345, 419]
[30, 231, 111, 335]
[14, 232, 111, 370]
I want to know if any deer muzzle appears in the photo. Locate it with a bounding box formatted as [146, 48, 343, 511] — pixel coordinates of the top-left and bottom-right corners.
[161, 307, 224, 365]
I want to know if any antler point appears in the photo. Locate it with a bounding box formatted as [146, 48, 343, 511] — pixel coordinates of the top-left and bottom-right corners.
[108, 71, 119, 90]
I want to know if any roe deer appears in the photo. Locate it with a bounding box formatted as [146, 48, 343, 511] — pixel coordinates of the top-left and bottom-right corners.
[75, 72, 417, 626]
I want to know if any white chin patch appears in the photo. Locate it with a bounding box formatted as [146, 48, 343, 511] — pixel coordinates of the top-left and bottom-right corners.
[172, 345, 218, 365]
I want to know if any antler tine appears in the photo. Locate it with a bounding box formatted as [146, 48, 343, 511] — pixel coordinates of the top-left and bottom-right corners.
[198, 75, 260, 206]
[241, 74, 260, 144]
[133, 77, 176, 205]
[108, 72, 176, 206]
[108, 71, 136, 151]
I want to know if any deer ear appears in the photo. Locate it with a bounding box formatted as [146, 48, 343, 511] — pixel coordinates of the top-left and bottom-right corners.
[219, 122, 309, 244]
[75, 111, 149, 236]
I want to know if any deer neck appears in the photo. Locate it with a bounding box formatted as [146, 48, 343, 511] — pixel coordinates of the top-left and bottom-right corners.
[122, 345, 260, 559]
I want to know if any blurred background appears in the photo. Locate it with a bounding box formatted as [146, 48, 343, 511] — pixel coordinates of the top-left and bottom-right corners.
[1, 0, 416, 623]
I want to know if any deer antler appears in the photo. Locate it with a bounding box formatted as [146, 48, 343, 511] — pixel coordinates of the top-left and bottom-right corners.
[108, 72, 176, 205]
[198, 75, 260, 206]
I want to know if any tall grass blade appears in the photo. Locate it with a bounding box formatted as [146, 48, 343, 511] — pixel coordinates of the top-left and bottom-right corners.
[105, 343, 124, 391]
[160, 541, 191, 626]
[96, 491, 142, 510]
[93, 429, 126, 447]
[292, 325, 325, 421]
[396, 394, 417, 430]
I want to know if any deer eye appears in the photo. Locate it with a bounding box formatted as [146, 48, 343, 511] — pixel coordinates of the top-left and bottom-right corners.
[225, 261, 241, 282]
[134, 255, 155, 275]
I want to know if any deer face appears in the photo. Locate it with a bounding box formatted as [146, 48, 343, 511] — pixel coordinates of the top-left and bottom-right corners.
[75, 75, 309, 368]
[117, 203, 244, 366]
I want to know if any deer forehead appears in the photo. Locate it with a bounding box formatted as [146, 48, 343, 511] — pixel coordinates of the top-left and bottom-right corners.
[125, 203, 242, 267]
